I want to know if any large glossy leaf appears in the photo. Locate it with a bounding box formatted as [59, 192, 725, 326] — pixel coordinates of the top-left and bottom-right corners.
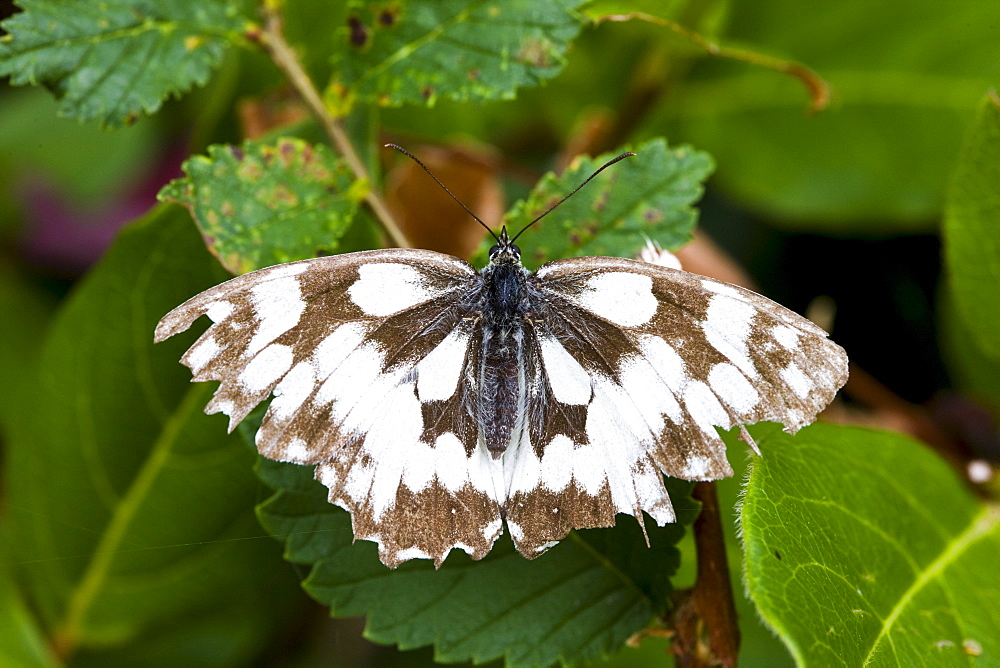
[501, 137, 713, 269]
[257, 456, 699, 667]
[328, 0, 587, 111]
[0, 0, 246, 128]
[2, 206, 303, 664]
[657, 0, 1000, 228]
[941, 294, 1000, 412]
[0, 267, 58, 421]
[944, 93, 1000, 362]
[0, 564, 56, 668]
[741, 423, 1000, 665]
[159, 137, 365, 274]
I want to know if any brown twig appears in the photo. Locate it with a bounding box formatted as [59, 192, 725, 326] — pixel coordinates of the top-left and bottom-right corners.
[596, 12, 831, 114]
[252, 1, 410, 248]
[671, 481, 741, 667]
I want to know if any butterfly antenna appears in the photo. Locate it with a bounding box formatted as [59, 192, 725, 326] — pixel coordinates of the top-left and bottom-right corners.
[510, 151, 636, 244]
[385, 143, 500, 243]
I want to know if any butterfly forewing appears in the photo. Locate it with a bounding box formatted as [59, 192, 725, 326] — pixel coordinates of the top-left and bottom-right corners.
[531, 254, 846, 469]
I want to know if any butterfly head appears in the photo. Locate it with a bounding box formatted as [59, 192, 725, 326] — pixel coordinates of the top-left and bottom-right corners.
[487, 227, 522, 266]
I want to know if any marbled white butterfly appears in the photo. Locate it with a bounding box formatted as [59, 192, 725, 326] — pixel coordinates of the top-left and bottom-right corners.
[155, 148, 848, 568]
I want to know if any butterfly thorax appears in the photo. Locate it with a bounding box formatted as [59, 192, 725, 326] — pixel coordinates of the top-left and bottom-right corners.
[478, 233, 530, 457]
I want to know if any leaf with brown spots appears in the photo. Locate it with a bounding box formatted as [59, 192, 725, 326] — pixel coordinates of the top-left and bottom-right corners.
[158, 138, 365, 274]
[502, 138, 714, 270]
[328, 0, 587, 111]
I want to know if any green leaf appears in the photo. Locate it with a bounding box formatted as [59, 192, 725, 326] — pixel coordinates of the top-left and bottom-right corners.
[3, 205, 303, 663]
[158, 137, 365, 274]
[501, 138, 713, 269]
[328, 0, 587, 111]
[940, 292, 1000, 411]
[0, 266, 58, 424]
[658, 0, 999, 228]
[741, 423, 1000, 665]
[0, 564, 57, 668]
[944, 92, 1000, 362]
[0, 0, 247, 128]
[257, 457, 699, 666]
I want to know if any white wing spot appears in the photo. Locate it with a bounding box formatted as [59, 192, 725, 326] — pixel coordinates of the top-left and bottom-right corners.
[282, 437, 311, 462]
[708, 362, 760, 413]
[539, 434, 574, 492]
[773, 325, 800, 350]
[639, 335, 689, 396]
[186, 336, 220, 372]
[262, 263, 309, 281]
[247, 277, 306, 356]
[683, 380, 731, 435]
[394, 546, 433, 562]
[348, 263, 440, 316]
[620, 351, 684, 424]
[703, 292, 757, 377]
[781, 364, 812, 399]
[359, 381, 424, 519]
[416, 328, 470, 401]
[539, 335, 592, 405]
[206, 300, 233, 322]
[432, 432, 470, 492]
[400, 431, 472, 494]
[681, 454, 711, 479]
[700, 279, 742, 298]
[239, 343, 294, 393]
[312, 322, 371, 379]
[503, 435, 541, 496]
[577, 272, 657, 327]
[270, 360, 317, 420]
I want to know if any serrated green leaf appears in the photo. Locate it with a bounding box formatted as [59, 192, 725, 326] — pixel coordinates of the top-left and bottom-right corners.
[658, 0, 999, 228]
[159, 137, 364, 274]
[328, 0, 587, 111]
[0, 0, 247, 128]
[944, 92, 1000, 362]
[741, 423, 1000, 666]
[2, 205, 303, 663]
[500, 138, 713, 270]
[256, 457, 698, 666]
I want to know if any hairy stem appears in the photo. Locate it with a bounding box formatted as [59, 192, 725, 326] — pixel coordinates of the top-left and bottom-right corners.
[254, 2, 410, 247]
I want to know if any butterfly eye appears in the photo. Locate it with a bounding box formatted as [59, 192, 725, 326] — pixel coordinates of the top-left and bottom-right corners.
[510, 244, 521, 255]
[489, 244, 500, 256]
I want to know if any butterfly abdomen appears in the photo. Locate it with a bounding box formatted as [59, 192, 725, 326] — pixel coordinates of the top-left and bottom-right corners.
[477, 258, 531, 457]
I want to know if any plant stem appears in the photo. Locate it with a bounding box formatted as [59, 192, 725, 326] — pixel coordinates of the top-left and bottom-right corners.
[692, 481, 741, 664]
[596, 12, 831, 114]
[254, 2, 410, 248]
[671, 481, 740, 666]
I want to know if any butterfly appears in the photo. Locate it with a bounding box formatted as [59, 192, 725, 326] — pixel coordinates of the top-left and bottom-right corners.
[155, 148, 849, 568]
